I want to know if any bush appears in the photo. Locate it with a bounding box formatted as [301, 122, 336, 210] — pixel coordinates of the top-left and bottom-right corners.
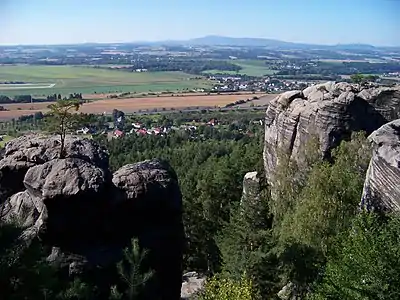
[198, 274, 258, 300]
[310, 213, 400, 300]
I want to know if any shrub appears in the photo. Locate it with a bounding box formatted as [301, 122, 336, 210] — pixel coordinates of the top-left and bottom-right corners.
[198, 274, 258, 300]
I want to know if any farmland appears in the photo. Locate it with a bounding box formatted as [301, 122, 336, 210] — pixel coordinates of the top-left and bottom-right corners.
[0, 65, 212, 97]
[0, 93, 269, 120]
[203, 60, 276, 77]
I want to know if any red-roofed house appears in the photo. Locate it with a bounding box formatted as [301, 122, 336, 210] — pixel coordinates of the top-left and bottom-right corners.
[114, 129, 124, 138]
[137, 129, 147, 135]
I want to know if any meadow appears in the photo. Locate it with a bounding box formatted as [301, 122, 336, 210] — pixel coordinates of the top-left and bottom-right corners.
[204, 59, 276, 77]
[0, 65, 212, 97]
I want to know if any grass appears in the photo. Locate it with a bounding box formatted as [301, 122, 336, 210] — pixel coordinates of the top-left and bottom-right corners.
[203, 59, 276, 77]
[0, 65, 212, 97]
[0, 135, 14, 147]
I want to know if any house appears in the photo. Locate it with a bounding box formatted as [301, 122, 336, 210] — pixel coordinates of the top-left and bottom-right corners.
[114, 129, 124, 138]
[76, 127, 90, 135]
[153, 128, 161, 135]
[136, 129, 147, 136]
[207, 119, 218, 126]
[132, 122, 143, 129]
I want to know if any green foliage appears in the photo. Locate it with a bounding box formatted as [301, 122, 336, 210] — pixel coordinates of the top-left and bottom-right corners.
[218, 181, 279, 297]
[102, 111, 264, 272]
[270, 136, 321, 225]
[46, 99, 81, 158]
[198, 274, 259, 300]
[57, 278, 96, 300]
[277, 133, 370, 252]
[350, 73, 379, 84]
[310, 213, 400, 300]
[269, 133, 371, 296]
[114, 238, 153, 299]
[0, 222, 64, 300]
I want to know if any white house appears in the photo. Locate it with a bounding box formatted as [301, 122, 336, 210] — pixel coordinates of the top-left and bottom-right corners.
[76, 127, 90, 135]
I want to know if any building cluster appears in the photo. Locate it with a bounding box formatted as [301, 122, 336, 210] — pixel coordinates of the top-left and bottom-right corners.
[209, 75, 312, 92]
[75, 118, 222, 139]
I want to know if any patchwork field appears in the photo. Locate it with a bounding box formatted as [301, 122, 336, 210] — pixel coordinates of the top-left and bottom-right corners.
[0, 65, 212, 97]
[0, 93, 268, 120]
[204, 60, 276, 77]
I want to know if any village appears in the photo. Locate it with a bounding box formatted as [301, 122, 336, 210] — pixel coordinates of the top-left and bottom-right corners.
[73, 109, 264, 141]
[208, 75, 313, 93]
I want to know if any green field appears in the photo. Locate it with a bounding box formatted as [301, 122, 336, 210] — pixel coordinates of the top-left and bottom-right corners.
[204, 60, 276, 77]
[0, 135, 14, 147]
[0, 65, 212, 97]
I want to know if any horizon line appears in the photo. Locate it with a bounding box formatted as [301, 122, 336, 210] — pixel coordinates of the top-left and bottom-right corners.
[0, 35, 398, 48]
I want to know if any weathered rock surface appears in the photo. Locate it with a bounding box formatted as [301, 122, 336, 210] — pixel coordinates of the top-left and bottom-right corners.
[361, 119, 400, 212]
[0, 134, 108, 201]
[277, 282, 297, 300]
[241, 171, 261, 206]
[181, 271, 206, 299]
[264, 82, 400, 183]
[0, 134, 184, 299]
[0, 191, 39, 228]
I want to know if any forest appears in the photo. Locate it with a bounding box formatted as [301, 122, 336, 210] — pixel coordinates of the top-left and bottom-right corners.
[0, 109, 400, 299]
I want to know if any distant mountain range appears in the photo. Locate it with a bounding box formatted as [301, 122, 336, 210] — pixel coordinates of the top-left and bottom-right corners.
[139, 35, 387, 51]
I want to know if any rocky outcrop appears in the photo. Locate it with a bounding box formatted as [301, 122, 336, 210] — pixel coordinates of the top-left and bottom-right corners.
[181, 271, 206, 299]
[241, 171, 261, 206]
[361, 119, 400, 212]
[264, 82, 400, 183]
[0, 134, 108, 201]
[0, 134, 184, 299]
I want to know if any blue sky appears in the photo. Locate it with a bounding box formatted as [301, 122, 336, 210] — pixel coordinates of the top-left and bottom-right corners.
[0, 0, 399, 46]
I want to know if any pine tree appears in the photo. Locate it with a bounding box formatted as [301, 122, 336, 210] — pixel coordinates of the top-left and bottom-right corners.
[116, 238, 154, 299]
[46, 99, 81, 158]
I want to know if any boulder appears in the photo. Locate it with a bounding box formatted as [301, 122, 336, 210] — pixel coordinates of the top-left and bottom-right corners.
[277, 282, 297, 300]
[361, 119, 400, 212]
[181, 271, 206, 299]
[0, 191, 39, 228]
[264, 82, 400, 183]
[241, 171, 261, 206]
[0, 134, 108, 201]
[112, 159, 184, 300]
[0, 135, 184, 299]
[23, 158, 110, 246]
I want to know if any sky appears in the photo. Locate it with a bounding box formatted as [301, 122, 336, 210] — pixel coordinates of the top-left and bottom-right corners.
[0, 0, 399, 46]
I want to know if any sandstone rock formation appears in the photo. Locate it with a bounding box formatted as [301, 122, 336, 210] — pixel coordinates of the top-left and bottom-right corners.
[0, 134, 184, 299]
[181, 271, 206, 299]
[264, 82, 400, 183]
[0, 134, 108, 201]
[361, 119, 400, 212]
[241, 171, 261, 206]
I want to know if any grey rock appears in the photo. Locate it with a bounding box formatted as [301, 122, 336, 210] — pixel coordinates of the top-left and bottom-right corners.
[0, 134, 108, 201]
[0, 134, 184, 299]
[361, 119, 400, 212]
[0, 191, 39, 227]
[112, 159, 184, 300]
[277, 282, 297, 300]
[112, 159, 181, 213]
[241, 171, 261, 206]
[264, 82, 400, 183]
[181, 272, 206, 300]
[24, 158, 107, 200]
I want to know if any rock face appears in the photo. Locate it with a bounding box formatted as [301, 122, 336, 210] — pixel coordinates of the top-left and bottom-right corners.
[0, 134, 184, 299]
[0, 134, 108, 201]
[361, 119, 400, 212]
[241, 171, 261, 206]
[264, 82, 400, 183]
[181, 271, 206, 299]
